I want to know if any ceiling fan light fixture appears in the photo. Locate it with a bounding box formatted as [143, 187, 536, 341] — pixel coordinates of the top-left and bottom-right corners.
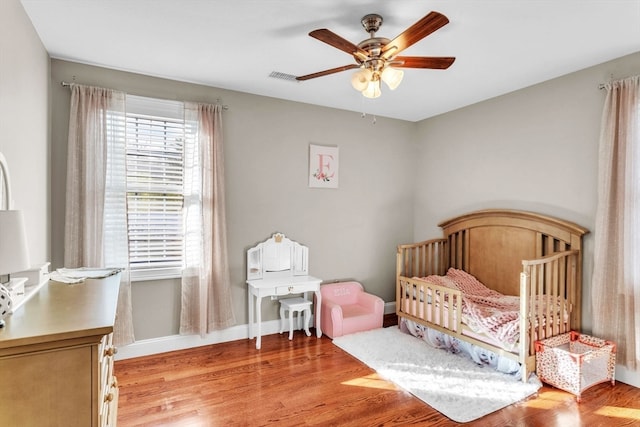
[381, 66, 404, 90]
[351, 68, 373, 91]
[362, 78, 381, 99]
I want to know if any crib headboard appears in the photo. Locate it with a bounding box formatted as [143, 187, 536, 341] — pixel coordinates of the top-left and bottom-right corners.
[439, 209, 589, 296]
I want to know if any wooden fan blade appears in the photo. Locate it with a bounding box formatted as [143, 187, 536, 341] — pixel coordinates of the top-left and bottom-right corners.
[296, 64, 359, 81]
[394, 56, 455, 69]
[309, 29, 369, 58]
[382, 11, 450, 58]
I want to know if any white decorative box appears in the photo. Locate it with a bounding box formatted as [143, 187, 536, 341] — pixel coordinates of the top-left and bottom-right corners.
[14, 262, 50, 287]
[9, 262, 51, 313]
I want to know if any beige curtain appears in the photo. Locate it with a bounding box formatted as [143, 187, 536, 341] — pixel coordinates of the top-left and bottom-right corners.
[65, 84, 135, 346]
[180, 103, 235, 336]
[592, 75, 640, 369]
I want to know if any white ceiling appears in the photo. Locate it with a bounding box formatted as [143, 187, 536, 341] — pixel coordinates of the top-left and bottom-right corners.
[21, 0, 640, 122]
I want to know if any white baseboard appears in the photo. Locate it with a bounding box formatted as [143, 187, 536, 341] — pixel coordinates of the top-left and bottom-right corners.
[115, 318, 279, 360]
[116, 301, 398, 360]
[384, 301, 396, 315]
[616, 365, 640, 389]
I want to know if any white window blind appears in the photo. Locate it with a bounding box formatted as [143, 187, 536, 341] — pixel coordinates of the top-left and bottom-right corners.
[125, 95, 186, 280]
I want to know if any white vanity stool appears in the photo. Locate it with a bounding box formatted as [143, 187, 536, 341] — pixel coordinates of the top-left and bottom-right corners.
[279, 297, 312, 340]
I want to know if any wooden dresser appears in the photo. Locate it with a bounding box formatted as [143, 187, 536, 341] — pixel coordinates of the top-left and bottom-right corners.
[0, 274, 120, 426]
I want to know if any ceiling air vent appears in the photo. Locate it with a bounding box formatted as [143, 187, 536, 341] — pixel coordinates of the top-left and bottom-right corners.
[269, 71, 298, 82]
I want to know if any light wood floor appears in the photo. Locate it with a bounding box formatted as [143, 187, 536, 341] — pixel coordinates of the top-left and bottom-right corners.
[115, 319, 640, 426]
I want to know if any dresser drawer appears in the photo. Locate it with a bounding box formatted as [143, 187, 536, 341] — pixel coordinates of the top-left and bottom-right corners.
[275, 285, 297, 295]
[275, 283, 319, 295]
[104, 380, 119, 427]
[100, 378, 118, 427]
[98, 333, 118, 427]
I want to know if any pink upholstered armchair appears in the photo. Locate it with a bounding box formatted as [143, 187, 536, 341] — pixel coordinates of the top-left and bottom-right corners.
[320, 281, 384, 339]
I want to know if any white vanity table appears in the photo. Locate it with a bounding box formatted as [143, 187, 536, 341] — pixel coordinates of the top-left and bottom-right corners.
[246, 233, 322, 349]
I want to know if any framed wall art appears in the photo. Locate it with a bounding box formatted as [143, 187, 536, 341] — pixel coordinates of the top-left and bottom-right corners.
[308, 144, 339, 189]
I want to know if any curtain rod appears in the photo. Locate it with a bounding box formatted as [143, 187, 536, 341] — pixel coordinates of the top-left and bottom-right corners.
[60, 81, 229, 110]
[598, 74, 640, 90]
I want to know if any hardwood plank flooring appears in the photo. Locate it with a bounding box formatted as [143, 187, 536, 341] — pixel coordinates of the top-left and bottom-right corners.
[116, 317, 640, 426]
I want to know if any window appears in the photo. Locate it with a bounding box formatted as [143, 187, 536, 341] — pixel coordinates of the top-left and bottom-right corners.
[125, 96, 187, 280]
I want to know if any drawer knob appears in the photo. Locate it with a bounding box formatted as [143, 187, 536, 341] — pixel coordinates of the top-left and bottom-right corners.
[104, 392, 114, 402]
[104, 346, 118, 357]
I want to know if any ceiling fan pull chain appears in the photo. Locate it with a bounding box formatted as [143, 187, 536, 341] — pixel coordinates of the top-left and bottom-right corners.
[359, 112, 376, 125]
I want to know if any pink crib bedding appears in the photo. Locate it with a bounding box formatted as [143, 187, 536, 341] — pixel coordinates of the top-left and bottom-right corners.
[402, 268, 567, 352]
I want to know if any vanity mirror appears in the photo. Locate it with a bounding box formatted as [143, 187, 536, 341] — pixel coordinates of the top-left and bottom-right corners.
[246, 233, 309, 281]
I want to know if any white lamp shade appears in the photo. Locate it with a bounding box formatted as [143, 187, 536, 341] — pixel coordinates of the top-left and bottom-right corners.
[362, 79, 381, 99]
[0, 210, 30, 276]
[351, 68, 373, 92]
[381, 67, 404, 90]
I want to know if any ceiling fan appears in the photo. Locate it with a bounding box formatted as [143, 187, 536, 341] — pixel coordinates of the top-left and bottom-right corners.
[296, 11, 455, 98]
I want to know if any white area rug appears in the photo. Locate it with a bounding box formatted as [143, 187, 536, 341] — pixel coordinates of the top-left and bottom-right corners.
[332, 327, 541, 423]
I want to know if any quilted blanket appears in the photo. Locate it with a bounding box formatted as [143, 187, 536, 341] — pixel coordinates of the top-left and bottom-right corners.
[422, 269, 522, 350]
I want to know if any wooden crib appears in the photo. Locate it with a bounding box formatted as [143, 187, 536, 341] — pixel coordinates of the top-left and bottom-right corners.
[396, 209, 588, 382]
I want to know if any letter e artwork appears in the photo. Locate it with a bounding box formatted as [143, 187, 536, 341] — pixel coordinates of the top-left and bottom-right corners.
[309, 144, 339, 189]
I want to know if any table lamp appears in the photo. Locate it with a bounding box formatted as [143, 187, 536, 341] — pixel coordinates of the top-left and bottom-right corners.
[0, 210, 30, 282]
[0, 152, 31, 327]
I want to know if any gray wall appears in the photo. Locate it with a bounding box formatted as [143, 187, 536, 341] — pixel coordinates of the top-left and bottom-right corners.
[0, 0, 49, 265]
[50, 59, 416, 339]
